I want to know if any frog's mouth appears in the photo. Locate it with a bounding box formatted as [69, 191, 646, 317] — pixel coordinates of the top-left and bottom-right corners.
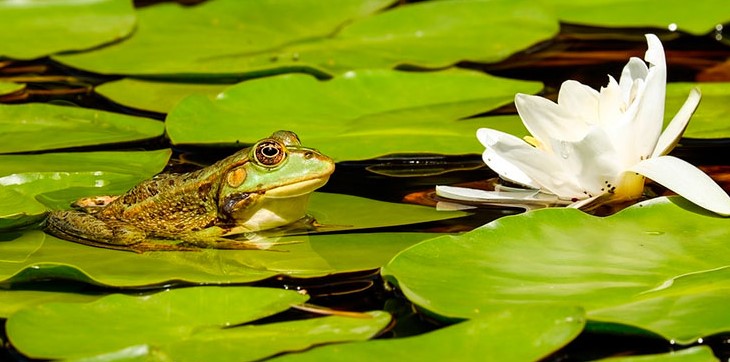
[265, 176, 331, 198]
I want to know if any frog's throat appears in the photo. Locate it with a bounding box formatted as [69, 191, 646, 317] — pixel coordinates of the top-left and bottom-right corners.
[265, 176, 330, 198]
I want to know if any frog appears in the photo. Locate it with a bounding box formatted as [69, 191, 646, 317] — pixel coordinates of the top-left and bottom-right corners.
[44, 130, 335, 252]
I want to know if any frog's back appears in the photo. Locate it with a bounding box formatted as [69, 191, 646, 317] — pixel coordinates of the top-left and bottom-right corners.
[100, 171, 220, 236]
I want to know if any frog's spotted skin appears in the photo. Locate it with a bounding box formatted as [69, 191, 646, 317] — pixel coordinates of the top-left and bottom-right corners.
[45, 131, 335, 252]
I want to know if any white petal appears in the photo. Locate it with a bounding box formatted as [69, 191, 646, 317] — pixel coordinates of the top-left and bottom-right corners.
[652, 87, 701, 157]
[619, 57, 649, 103]
[435, 185, 565, 204]
[644, 34, 666, 70]
[546, 126, 623, 196]
[514, 93, 588, 143]
[478, 128, 585, 198]
[598, 75, 625, 127]
[630, 34, 667, 156]
[436, 185, 537, 201]
[477, 128, 540, 188]
[629, 156, 730, 216]
[557, 80, 600, 125]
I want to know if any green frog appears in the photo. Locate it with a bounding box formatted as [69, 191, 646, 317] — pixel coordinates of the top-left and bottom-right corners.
[45, 131, 335, 252]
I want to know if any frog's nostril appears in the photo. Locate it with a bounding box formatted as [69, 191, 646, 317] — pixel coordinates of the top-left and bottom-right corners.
[304, 151, 314, 159]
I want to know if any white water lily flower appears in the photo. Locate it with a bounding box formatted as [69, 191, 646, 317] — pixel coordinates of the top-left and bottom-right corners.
[439, 34, 730, 216]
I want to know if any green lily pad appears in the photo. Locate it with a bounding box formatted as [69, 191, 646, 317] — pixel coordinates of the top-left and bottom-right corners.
[6, 286, 310, 360]
[54, 0, 558, 77]
[545, 0, 728, 35]
[665, 82, 730, 139]
[66, 311, 391, 362]
[596, 346, 718, 362]
[0, 150, 171, 230]
[96, 79, 227, 113]
[166, 69, 540, 160]
[0, 103, 164, 153]
[382, 197, 730, 344]
[272, 305, 584, 362]
[0, 81, 24, 95]
[0, 187, 457, 286]
[0, 286, 103, 318]
[0, 0, 135, 60]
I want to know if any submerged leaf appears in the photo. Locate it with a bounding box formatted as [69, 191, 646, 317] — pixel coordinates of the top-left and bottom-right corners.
[383, 196, 730, 343]
[0, 103, 164, 153]
[0, 82, 24, 96]
[0, 0, 135, 60]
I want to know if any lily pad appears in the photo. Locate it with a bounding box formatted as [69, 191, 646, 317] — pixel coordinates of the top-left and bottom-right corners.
[66, 311, 391, 362]
[0, 81, 24, 95]
[545, 0, 728, 35]
[272, 305, 585, 362]
[0, 188, 458, 286]
[166, 69, 540, 160]
[0, 103, 164, 153]
[6, 286, 311, 360]
[596, 346, 718, 362]
[665, 82, 730, 139]
[0, 286, 103, 318]
[0, 150, 171, 230]
[96, 79, 227, 113]
[54, 0, 558, 77]
[0, 0, 135, 60]
[382, 196, 730, 344]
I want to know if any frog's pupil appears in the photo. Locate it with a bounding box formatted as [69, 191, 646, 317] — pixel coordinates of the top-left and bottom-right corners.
[263, 146, 278, 157]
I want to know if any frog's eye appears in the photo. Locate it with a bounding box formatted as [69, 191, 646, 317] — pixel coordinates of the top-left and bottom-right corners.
[253, 140, 286, 167]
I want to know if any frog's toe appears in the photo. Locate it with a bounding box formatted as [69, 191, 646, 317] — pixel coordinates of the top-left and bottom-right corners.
[177, 238, 275, 250]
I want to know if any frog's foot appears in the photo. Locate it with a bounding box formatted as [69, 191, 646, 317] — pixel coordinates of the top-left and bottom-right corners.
[177, 237, 278, 251]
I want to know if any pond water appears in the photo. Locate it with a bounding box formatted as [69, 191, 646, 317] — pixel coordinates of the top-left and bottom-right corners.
[2, 2, 730, 361]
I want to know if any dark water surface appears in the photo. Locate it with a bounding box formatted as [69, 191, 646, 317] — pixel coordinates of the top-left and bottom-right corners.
[2, 7, 730, 361]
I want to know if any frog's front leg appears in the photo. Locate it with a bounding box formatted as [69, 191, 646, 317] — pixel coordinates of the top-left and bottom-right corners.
[174, 226, 267, 250]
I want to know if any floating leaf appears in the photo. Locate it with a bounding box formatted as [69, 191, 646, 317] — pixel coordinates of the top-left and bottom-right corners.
[665, 82, 730, 139]
[596, 346, 718, 362]
[55, 0, 558, 77]
[273, 305, 584, 362]
[0, 150, 171, 230]
[0, 285, 103, 318]
[96, 79, 227, 113]
[544, 0, 728, 35]
[0, 0, 135, 60]
[66, 311, 391, 362]
[0, 103, 164, 153]
[383, 197, 730, 344]
[166, 69, 539, 160]
[6, 286, 309, 360]
[0, 231, 434, 286]
[0, 81, 24, 95]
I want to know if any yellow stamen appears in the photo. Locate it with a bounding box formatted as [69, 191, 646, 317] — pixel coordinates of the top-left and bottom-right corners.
[524, 136, 541, 148]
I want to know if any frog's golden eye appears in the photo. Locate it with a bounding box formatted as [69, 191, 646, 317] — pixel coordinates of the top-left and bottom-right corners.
[253, 140, 286, 167]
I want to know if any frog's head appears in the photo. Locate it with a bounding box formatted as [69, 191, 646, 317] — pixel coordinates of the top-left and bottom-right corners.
[217, 130, 335, 231]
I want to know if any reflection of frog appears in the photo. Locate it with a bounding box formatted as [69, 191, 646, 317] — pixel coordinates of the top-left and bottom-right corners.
[45, 131, 335, 252]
